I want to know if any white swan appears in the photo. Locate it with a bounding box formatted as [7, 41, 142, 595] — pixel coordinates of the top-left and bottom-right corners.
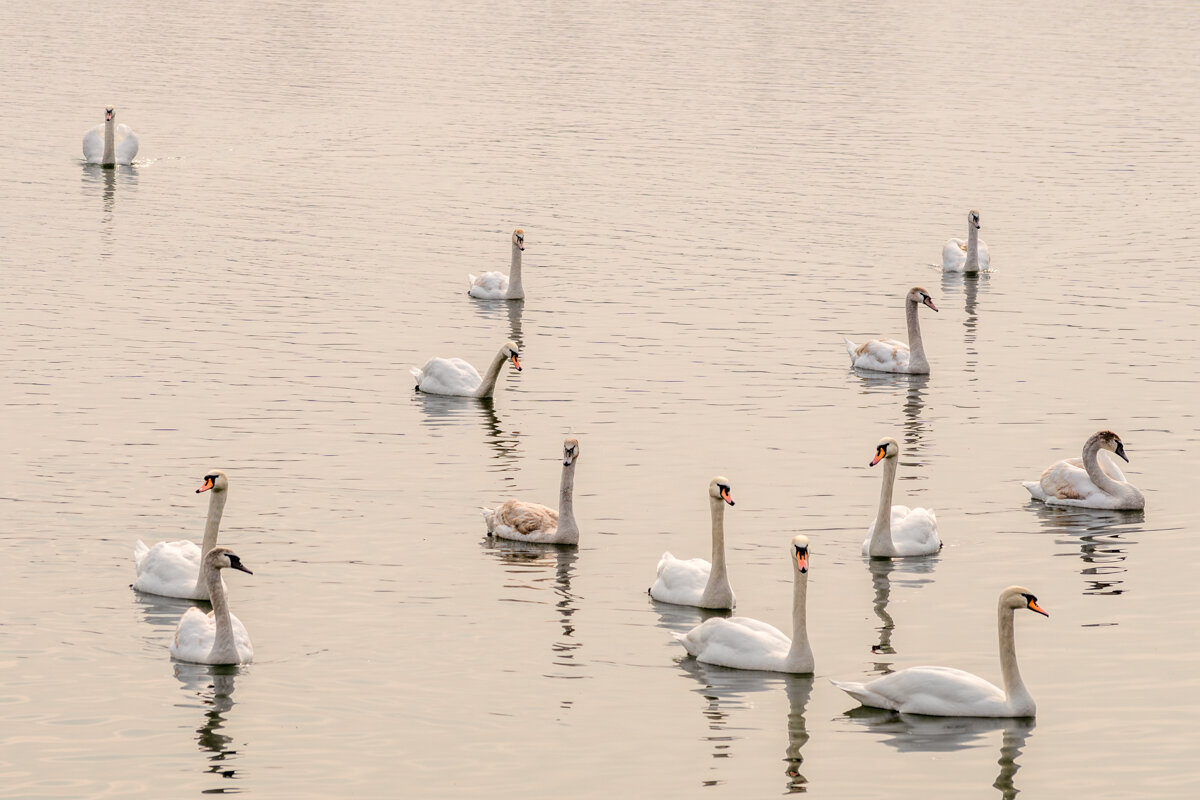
[942, 209, 991, 272]
[170, 547, 254, 665]
[863, 438, 940, 558]
[82, 106, 139, 166]
[832, 586, 1048, 717]
[844, 287, 938, 374]
[675, 535, 814, 674]
[411, 341, 521, 397]
[1023, 430, 1144, 510]
[133, 471, 230, 600]
[483, 438, 581, 545]
[649, 477, 736, 610]
[468, 229, 526, 300]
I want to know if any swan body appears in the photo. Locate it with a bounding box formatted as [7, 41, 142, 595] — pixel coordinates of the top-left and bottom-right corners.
[468, 229, 526, 300]
[82, 106, 138, 166]
[942, 209, 990, 272]
[845, 287, 938, 374]
[863, 438, 941, 557]
[483, 438, 581, 545]
[832, 586, 1048, 717]
[170, 548, 254, 665]
[650, 477, 736, 609]
[411, 341, 521, 397]
[133, 471, 229, 600]
[1023, 430, 1144, 510]
[676, 536, 813, 674]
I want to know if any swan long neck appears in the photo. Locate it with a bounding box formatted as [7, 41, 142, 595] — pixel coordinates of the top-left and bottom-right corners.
[786, 564, 813, 668]
[905, 298, 928, 371]
[193, 490, 228, 596]
[507, 242, 524, 298]
[700, 496, 733, 605]
[997, 601, 1031, 710]
[964, 223, 980, 270]
[869, 457, 899, 556]
[102, 118, 115, 166]
[475, 349, 510, 398]
[1082, 437, 1124, 496]
[207, 567, 238, 662]
[556, 460, 579, 539]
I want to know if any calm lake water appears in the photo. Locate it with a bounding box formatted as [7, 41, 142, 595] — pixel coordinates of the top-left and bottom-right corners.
[2, 1, 1199, 797]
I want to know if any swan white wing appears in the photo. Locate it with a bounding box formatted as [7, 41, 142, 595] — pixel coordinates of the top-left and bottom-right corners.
[833, 666, 1009, 717]
[649, 552, 712, 606]
[133, 539, 224, 600]
[82, 125, 104, 163]
[975, 239, 991, 270]
[1096, 450, 1127, 482]
[1035, 459, 1107, 505]
[467, 271, 510, 299]
[414, 357, 483, 396]
[487, 499, 562, 543]
[679, 616, 791, 671]
[888, 505, 941, 556]
[170, 608, 253, 665]
[942, 239, 967, 271]
[847, 338, 912, 373]
[114, 124, 138, 164]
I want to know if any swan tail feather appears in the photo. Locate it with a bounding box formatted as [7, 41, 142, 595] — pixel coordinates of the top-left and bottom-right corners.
[844, 338, 858, 358]
[480, 506, 496, 533]
[134, 539, 149, 563]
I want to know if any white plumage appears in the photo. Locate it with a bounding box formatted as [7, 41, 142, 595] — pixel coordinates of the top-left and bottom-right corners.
[649, 477, 736, 609]
[844, 287, 938, 375]
[483, 438, 581, 545]
[169, 548, 254, 666]
[1023, 430, 1144, 510]
[133, 471, 230, 600]
[82, 106, 138, 166]
[862, 438, 941, 558]
[942, 209, 990, 272]
[411, 341, 521, 397]
[468, 229, 526, 300]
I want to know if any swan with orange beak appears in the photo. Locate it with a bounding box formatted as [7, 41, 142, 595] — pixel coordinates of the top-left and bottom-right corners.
[649, 477, 738, 609]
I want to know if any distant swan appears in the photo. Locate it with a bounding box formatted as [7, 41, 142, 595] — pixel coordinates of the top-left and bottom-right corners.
[676, 535, 814, 674]
[411, 341, 521, 397]
[82, 106, 138, 166]
[133, 471, 229, 600]
[483, 438, 581, 545]
[863, 438, 940, 557]
[170, 547, 254, 665]
[468, 229, 526, 300]
[942, 209, 991, 272]
[649, 477, 736, 609]
[844, 287, 938, 374]
[1023, 430, 1144, 510]
[832, 586, 1048, 717]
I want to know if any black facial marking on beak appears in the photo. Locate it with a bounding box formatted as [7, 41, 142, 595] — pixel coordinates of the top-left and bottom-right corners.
[1115, 441, 1129, 462]
[228, 554, 253, 575]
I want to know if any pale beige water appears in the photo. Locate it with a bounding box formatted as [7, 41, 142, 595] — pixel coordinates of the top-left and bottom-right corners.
[2, 1, 1199, 797]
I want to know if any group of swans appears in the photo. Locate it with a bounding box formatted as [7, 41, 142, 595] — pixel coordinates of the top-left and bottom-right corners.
[82, 107, 138, 166]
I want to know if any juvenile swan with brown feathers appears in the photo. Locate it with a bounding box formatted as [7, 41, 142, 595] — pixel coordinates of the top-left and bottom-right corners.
[844, 287, 938, 374]
[1023, 430, 1145, 510]
[483, 439, 581, 545]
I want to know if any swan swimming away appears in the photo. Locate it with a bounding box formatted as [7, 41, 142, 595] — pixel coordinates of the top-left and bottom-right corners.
[133, 471, 230, 600]
[942, 209, 991, 272]
[468, 229, 526, 300]
[1023, 430, 1144, 510]
[483, 438, 581, 545]
[832, 586, 1048, 717]
[649, 477, 736, 610]
[82, 106, 138, 166]
[863, 438, 941, 558]
[844, 287, 938, 374]
[411, 341, 521, 397]
[170, 547, 254, 665]
[675, 535, 814, 674]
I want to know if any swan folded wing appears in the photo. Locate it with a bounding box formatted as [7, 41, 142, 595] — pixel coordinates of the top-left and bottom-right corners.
[493, 499, 558, 536]
[1037, 460, 1104, 503]
[942, 239, 967, 270]
[82, 126, 104, 163]
[415, 357, 482, 395]
[682, 616, 791, 670]
[170, 609, 253, 664]
[889, 506, 940, 555]
[467, 271, 509, 299]
[849, 338, 911, 372]
[650, 553, 712, 604]
[115, 125, 139, 165]
[134, 539, 214, 599]
[835, 666, 1007, 716]
[975, 241, 991, 270]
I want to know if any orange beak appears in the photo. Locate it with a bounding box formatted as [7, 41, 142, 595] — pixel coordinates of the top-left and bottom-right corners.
[795, 550, 808, 573]
[510, 354, 522, 371]
[196, 477, 214, 494]
[720, 487, 734, 506]
[923, 297, 939, 312]
[1028, 600, 1049, 617]
[870, 448, 885, 467]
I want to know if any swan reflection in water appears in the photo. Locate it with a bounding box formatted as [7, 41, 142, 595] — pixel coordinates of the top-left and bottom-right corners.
[480, 538, 580, 675]
[81, 163, 137, 224]
[469, 296, 524, 350]
[678, 661, 815, 793]
[415, 393, 520, 472]
[865, 557, 937, 674]
[174, 662, 245, 789]
[940, 270, 991, 375]
[844, 708, 1033, 800]
[855, 372, 931, 463]
[1028, 503, 1145, 596]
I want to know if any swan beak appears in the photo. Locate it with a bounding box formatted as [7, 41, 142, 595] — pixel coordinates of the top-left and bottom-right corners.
[196, 477, 215, 493]
[517, 240, 525, 251]
[923, 297, 939, 312]
[795, 548, 808, 573]
[1027, 600, 1048, 617]
[1115, 442, 1129, 462]
[510, 354, 522, 371]
[720, 487, 734, 506]
[870, 448, 885, 467]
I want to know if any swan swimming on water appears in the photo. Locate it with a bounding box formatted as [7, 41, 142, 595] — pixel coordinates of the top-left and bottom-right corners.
[649, 477, 737, 610]
[862, 438, 941, 558]
[942, 209, 991, 272]
[468, 229, 527, 300]
[82, 106, 139, 166]
[844, 287, 938, 374]
[1023, 430, 1144, 510]
[133, 471, 230, 600]
[170, 547, 254, 666]
[411, 341, 521, 397]
[482, 438, 581, 545]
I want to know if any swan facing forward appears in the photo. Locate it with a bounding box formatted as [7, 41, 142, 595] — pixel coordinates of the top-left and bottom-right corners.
[411, 341, 521, 397]
[1023, 430, 1144, 510]
[942, 209, 991, 272]
[844, 287, 938, 374]
[483, 438, 581, 545]
[133, 471, 230, 600]
[676, 535, 813, 674]
[468, 229, 526, 300]
[832, 586, 1048, 717]
[82, 106, 139, 166]
[649, 477, 736, 610]
[170, 547, 254, 665]
[863, 438, 940, 558]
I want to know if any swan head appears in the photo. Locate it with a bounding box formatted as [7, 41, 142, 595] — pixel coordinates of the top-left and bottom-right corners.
[1002, 585, 1048, 617]
[501, 341, 521, 372]
[870, 437, 899, 467]
[512, 229, 525, 251]
[708, 477, 734, 506]
[792, 535, 809, 574]
[563, 438, 580, 466]
[104, 106, 114, 122]
[907, 287, 938, 312]
[196, 470, 229, 494]
[969, 209, 981, 230]
[206, 546, 253, 575]
[1092, 430, 1128, 462]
